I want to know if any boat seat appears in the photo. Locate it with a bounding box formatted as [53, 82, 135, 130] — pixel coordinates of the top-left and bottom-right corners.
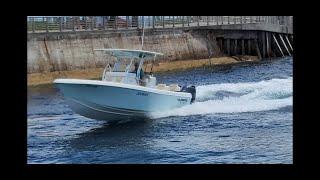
[156, 84, 170, 91]
[114, 77, 123, 83]
[169, 84, 181, 91]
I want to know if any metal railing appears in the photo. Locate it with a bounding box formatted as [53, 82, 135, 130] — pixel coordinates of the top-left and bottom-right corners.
[27, 16, 293, 33]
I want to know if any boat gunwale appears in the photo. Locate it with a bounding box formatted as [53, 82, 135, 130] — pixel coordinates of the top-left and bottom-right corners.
[54, 79, 192, 98]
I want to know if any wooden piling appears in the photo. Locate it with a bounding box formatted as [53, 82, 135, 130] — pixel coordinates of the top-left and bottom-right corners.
[227, 39, 230, 55]
[242, 39, 245, 55]
[248, 39, 251, 55]
[262, 32, 266, 58]
[234, 39, 238, 55]
[255, 39, 262, 59]
[218, 39, 223, 53]
[266, 32, 270, 58]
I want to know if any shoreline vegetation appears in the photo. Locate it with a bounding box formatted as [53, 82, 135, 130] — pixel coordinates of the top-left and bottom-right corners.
[27, 55, 258, 86]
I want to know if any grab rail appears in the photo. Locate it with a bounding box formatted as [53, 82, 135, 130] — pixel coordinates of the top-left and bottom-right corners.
[102, 63, 112, 81]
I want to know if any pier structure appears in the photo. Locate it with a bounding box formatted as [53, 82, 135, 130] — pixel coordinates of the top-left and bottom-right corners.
[27, 16, 293, 73]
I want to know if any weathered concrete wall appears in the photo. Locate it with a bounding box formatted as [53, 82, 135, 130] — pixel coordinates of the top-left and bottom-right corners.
[28, 29, 221, 73]
[27, 26, 293, 73]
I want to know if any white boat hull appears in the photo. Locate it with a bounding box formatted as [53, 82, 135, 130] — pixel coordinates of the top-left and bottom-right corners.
[54, 79, 192, 122]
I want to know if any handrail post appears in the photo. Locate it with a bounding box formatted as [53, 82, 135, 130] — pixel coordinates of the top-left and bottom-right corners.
[59, 17, 62, 32]
[152, 16, 155, 29]
[46, 17, 49, 32]
[162, 16, 165, 28]
[197, 16, 199, 26]
[42, 17, 45, 32]
[182, 16, 185, 27]
[187, 16, 190, 27]
[126, 16, 129, 29]
[207, 16, 209, 25]
[32, 17, 35, 32]
[264, 16, 266, 23]
[72, 17, 75, 31]
[104, 16, 106, 30]
[240, 16, 242, 24]
[173, 16, 175, 27]
[92, 16, 95, 30]
[266, 16, 269, 24]
[274, 16, 276, 24]
[228, 16, 230, 24]
[84, 16, 87, 30]
[115, 16, 118, 29]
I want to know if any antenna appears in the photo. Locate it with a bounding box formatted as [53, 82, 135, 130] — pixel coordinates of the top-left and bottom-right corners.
[141, 16, 145, 50]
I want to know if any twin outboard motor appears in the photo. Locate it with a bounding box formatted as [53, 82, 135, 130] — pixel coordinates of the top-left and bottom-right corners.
[181, 85, 196, 104]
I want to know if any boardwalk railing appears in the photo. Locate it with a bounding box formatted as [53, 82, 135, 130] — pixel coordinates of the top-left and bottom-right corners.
[27, 16, 293, 33]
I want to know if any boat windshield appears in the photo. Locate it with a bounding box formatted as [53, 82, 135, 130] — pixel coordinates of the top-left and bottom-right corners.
[112, 58, 136, 72]
[95, 48, 164, 74]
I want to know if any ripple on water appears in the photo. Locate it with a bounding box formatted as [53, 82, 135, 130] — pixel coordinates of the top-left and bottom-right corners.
[27, 57, 293, 164]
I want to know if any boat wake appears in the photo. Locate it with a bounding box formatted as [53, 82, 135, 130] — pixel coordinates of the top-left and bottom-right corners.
[151, 77, 293, 118]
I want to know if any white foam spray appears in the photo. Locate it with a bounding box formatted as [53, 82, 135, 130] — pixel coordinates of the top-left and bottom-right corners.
[151, 77, 292, 118]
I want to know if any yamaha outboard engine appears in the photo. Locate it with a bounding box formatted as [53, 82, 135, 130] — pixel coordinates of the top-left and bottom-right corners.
[181, 85, 196, 104]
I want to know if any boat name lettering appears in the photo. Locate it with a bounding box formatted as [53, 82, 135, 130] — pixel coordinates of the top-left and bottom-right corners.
[136, 92, 149, 96]
[178, 98, 187, 102]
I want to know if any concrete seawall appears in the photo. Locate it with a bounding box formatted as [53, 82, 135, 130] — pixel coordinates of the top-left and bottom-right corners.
[28, 27, 281, 73]
[27, 25, 292, 85]
[28, 29, 222, 73]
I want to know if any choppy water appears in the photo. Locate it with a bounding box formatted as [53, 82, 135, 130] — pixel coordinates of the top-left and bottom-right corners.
[28, 57, 293, 164]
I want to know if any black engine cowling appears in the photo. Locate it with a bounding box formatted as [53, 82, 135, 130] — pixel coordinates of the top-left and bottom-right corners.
[181, 85, 196, 104]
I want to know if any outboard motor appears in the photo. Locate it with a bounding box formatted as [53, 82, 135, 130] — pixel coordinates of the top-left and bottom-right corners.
[181, 85, 196, 104]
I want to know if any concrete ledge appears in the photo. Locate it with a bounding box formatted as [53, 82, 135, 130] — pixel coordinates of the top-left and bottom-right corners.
[28, 23, 293, 41]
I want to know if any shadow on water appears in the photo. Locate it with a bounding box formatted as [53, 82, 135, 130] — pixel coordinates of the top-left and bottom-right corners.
[69, 118, 155, 151]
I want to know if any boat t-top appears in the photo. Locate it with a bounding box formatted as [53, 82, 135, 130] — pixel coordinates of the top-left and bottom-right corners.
[54, 48, 196, 122]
